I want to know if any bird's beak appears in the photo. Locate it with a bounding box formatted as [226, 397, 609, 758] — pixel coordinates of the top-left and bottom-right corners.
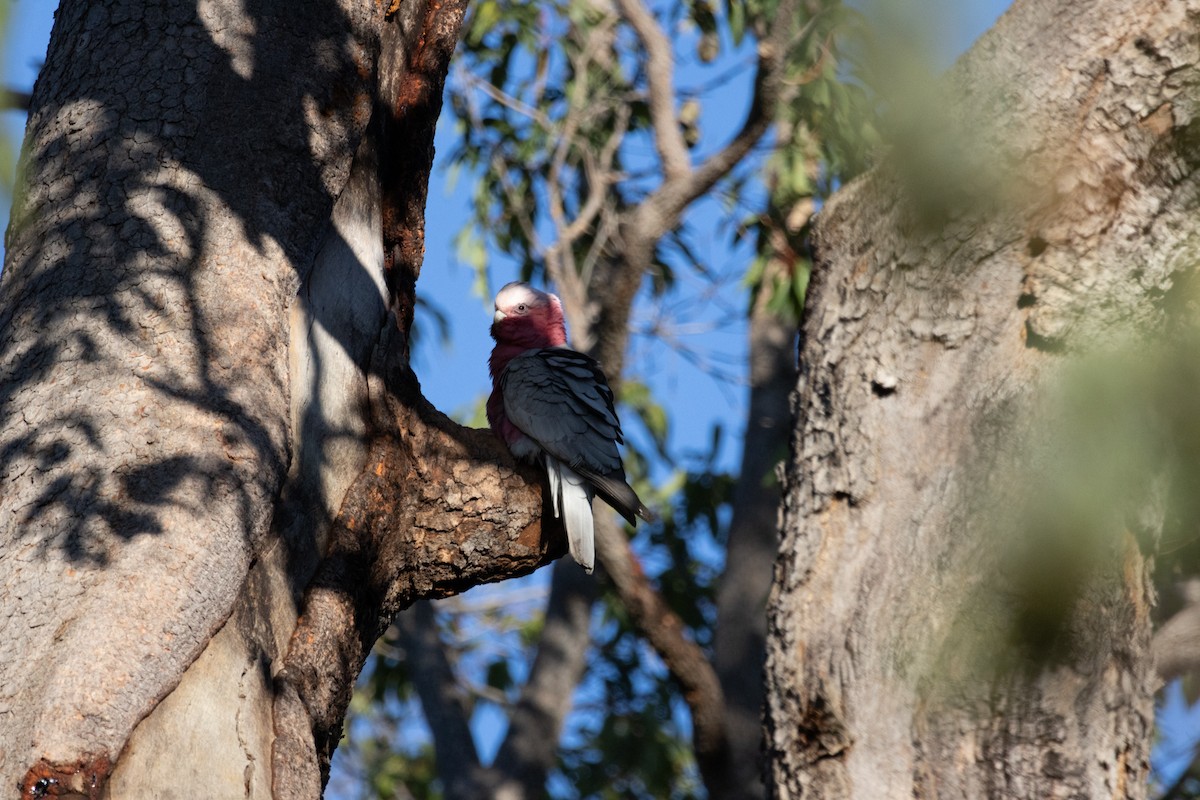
[493, 309, 507, 323]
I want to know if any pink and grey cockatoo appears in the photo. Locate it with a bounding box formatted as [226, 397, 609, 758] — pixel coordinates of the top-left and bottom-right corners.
[487, 281, 653, 573]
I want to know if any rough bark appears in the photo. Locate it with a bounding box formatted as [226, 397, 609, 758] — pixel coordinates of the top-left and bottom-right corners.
[0, 1, 569, 797]
[280, 327, 564, 783]
[766, 0, 1199, 796]
[0, 1, 377, 794]
[103, 95, 391, 800]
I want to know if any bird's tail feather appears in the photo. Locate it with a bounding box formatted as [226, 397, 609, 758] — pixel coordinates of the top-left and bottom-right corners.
[577, 469, 657, 526]
[546, 455, 595, 573]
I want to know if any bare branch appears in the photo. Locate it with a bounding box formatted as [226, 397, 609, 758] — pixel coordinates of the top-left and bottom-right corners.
[566, 104, 630, 243]
[462, 72, 553, 128]
[545, 45, 590, 315]
[592, 516, 730, 790]
[614, 0, 692, 180]
[636, 0, 804, 241]
[549, 109, 629, 250]
[580, 0, 804, 377]
[1, 87, 31, 112]
[487, 561, 598, 796]
[710, 251, 799, 800]
[1154, 579, 1200, 683]
[492, 153, 545, 255]
[544, 18, 627, 336]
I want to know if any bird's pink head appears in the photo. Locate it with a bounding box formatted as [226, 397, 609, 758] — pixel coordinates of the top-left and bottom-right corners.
[487, 282, 569, 442]
[489, 282, 567, 352]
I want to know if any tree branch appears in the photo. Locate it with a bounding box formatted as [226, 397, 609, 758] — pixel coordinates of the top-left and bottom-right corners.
[614, 0, 692, 180]
[586, 0, 802, 376]
[711, 246, 801, 800]
[280, 324, 567, 783]
[461, 71, 553, 129]
[394, 601, 486, 798]
[634, 0, 801, 241]
[487, 560, 598, 796]
[1153, 579, 1200, 683]
[592, 516, 730, 789]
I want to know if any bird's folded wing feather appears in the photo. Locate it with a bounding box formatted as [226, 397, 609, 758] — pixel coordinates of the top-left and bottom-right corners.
[500, 348, 650, 525]
[500, 348, 625, 475]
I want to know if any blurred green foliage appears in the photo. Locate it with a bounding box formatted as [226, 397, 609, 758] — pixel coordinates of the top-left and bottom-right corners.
[0, 0, 21, 197]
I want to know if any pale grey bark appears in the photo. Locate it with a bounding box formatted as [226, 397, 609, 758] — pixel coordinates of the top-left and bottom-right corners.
[0, 0, 551, 796]
[766, 0, 1199, 796]
[0, 0, 591, 795]
[0, 0, 379, 793]
[107, 132, 388, 799]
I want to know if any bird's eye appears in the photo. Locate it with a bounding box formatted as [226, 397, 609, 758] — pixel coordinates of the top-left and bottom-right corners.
[517, 303, 527, 312]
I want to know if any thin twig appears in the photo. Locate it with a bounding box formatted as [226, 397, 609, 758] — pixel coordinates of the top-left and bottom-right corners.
[461, 72, 553, 128]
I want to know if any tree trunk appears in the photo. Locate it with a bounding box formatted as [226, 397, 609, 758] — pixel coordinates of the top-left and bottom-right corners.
[0, 1, 377, 793]
[0, 1, 527, 796]
[766, 0, 1196, 796]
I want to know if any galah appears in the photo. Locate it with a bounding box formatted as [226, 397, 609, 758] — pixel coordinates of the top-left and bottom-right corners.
[487, 281, 653, 573]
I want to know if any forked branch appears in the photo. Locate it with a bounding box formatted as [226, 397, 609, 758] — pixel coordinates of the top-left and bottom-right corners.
[280, 327, 567, 781]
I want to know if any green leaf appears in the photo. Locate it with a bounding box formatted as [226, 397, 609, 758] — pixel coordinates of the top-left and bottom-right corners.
[467, 0, 501, 46]
[727, 0, 746, 45]
[619, 380, 670, 459]
[486, 659, 513, 692]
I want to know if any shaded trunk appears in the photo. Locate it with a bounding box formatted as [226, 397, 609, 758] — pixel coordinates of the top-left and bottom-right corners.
[766, 0, 1196, 795]
[0, 1, 379, 794]
[0, 1, 564, 797]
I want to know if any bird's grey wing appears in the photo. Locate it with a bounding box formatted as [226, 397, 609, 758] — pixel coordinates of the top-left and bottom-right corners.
[500, 348, 649, 524]
[500, 348, 624, 475]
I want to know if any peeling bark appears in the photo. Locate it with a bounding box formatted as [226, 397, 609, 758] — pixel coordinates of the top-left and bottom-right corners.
[766, 0, 1199, 796]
